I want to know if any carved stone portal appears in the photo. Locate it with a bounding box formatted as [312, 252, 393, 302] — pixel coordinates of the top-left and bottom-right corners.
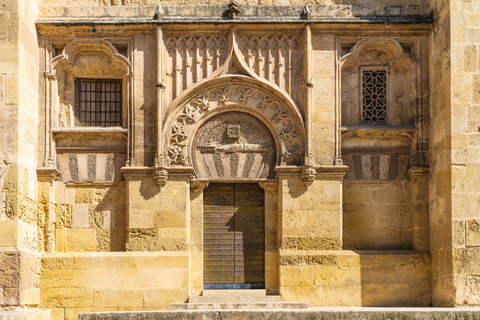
[193, 112, 275, 180]
[166, 82, 303, 167]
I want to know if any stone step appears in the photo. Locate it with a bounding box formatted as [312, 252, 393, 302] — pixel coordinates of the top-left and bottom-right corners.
[203, 289, 267, 297]
[189, 295, 281, 303]
[79, 308, 480, 320]
[168, 302, 308, 310]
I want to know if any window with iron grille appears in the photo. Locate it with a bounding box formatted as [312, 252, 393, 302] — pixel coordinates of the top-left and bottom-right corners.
[76, 79, 122, 127]
[361, 68, 387, 124]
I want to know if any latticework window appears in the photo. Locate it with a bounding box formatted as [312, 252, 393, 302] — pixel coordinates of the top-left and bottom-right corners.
[76, 79, 122, 127]
[361, 68, 387, 124]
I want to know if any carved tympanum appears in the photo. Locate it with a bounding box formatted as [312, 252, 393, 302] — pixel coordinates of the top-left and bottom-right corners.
[166, 83, 303, 167]
[193, 112, 275, 180]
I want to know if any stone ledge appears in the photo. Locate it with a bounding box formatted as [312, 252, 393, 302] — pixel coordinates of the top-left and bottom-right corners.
[78, 308, 480, 320]
[0, 310, 50, 320]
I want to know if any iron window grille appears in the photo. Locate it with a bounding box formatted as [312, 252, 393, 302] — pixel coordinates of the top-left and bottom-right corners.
[361, 68, 388, 124]
[76, 79, 122, 127]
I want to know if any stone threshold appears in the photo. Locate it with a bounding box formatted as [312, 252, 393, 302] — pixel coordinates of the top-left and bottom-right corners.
[79, 308, 480, 320]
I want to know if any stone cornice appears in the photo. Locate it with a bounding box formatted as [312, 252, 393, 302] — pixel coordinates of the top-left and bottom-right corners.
[36, 5, 432, 28]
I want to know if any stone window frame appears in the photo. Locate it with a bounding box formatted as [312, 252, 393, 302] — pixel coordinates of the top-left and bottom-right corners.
[360, 66, 388, 125]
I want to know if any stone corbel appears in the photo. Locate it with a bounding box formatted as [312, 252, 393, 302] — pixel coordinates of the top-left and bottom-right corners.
[407, 167, 430, 180]
[190, 179, 209, 199]
[190, 179, 210, 192]
[300, 164, 316, 186]
[37, 167, 61, 185]
[153, 166, 169, 188]
[259, 180, 278, 193]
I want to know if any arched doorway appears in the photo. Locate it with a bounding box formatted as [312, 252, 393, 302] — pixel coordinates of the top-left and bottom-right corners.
[193, 112, 275, 289]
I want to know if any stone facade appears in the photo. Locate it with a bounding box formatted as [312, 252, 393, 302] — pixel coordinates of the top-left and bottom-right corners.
[0, 0, 479, 319]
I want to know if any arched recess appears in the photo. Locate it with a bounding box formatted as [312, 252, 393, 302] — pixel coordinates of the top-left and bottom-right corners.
[46, 39, 132, 128]
[162, 76, 306, 172]
[43, 38, 134, 167]
[339, 38, 418, 127]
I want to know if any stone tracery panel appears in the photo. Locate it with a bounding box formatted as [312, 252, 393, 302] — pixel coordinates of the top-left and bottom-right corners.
[361, 68, 388, 124]
[165, 35, 228, 101]
[238, 34, 301, 103]
[165, 82, 303, 167]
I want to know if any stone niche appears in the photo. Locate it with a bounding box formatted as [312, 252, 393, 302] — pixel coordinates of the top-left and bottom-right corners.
[339, 38, 419, 250]
[193, 112, 276, 180]
[340, 38, 417, 127]
[45, 39, 132, 179]
[49, 39, 131, 128]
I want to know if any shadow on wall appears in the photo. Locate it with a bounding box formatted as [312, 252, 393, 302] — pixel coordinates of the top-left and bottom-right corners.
[93, 184, 127, 251]
[358, 250, 432, 306]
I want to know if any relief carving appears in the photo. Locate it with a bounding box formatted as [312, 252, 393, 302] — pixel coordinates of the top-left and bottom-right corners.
[238, 34, 301, 102]
[192, 112, 276, 180]
[166, 83, 303, 167]
[165, 35, 228, 101]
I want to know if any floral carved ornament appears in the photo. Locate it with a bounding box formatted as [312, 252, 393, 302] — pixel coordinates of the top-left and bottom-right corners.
[165, 82, 304, 167]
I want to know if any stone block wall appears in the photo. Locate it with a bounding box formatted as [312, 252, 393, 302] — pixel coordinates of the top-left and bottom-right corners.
[448, 0, 480, 306]
[279, 250, 431, 307]
[52, 183, 127, 253]
[343, 181, 412, 250]
[125, 176, 190, 252]
[0, 248, 41, 308]
[40, 252, 189, 320]
[279, 177, 342, 251]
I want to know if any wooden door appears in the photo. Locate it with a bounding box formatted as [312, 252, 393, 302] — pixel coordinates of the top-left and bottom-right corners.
[203, 183, 265, 289]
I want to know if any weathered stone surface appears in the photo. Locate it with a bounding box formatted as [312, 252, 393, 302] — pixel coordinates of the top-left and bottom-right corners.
[79, 308, 480, 320]
[1, 0, 480, 315]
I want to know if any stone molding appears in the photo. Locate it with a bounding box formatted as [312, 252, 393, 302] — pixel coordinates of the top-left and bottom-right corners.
[341, 127, 415, 146]
[36, 5, 432, 25]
